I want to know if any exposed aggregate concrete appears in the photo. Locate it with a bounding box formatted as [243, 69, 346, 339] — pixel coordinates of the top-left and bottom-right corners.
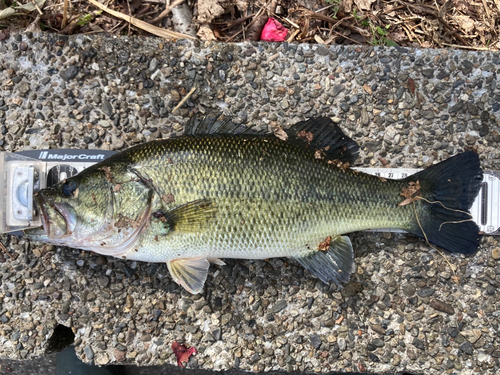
[0, 33, 499, 374]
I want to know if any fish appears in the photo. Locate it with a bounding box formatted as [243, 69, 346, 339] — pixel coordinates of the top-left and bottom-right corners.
[25, 117, 483, 294]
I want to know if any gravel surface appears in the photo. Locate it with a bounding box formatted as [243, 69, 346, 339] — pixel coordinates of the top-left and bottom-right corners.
[0, 33, 499, 374]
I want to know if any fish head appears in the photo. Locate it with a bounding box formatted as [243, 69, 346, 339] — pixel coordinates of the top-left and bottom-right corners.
[28, 168, 114, 244]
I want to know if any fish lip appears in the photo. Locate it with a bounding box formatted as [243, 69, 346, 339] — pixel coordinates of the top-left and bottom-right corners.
[33, 193, 50, 238]
[53, 202, 76, 235]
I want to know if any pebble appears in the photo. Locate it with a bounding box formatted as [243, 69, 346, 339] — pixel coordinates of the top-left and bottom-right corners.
[60, 66, 79, 81]
[417, 288, 435, 298]
[310, 335, 321, 350]
[84, 346, 94, 360]
[272, 300, 287, 313]
[430, 299, 455, 315]
[492, 248, 500, 260]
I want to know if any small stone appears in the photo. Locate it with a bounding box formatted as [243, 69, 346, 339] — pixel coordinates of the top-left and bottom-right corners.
[330, 84, 344, 97]
[413, 338, 425, 350]
[392, 354, 401, 366]
[417, 288, 435, 298]
[170, 90, 181, 101]
[126, 295, 134, 308]
[461, 329, 481, 344]
[449, 101, 464, 113]
[402, 284, 416, 297]
[97, 275, 110, 288]
[212, 328, 221, 340]
[492, 248, 500, 260]
[372, 338, 385, 347]
[371, 324, 386, 335]
[453, 79, 464, 88]
[84, 346, 94, 360]
[430, 299, 455, 314]
[477, 352, 489, 362]
[459, 341, 474, 355]
[114, 350, 126, 362]
[60, 66, 79, 81]
[337, 337, 346, 351]
[422, 69, 434, 78]
[272, 300, 287, 313]
[98, 120, 112, 129]
[102, 98, 113, 117]
[310, 334, 321, 350]
[95, 353, 109, 365]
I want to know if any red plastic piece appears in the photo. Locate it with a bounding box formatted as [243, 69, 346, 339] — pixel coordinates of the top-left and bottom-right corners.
[171, 341, 196, 368]
[260, 18, 288, 42]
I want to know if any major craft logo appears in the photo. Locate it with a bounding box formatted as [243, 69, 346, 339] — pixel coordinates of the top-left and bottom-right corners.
[38, 151, 106, 161]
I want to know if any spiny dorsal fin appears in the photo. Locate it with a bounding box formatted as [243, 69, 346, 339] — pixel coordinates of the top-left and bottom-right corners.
[185, 113, 267, 136]
[152, 199, 216, 233]
[285, 117, 360, 165]
[293, 235, 354, 286]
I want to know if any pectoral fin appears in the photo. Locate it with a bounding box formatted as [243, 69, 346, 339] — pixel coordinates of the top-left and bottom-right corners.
[152, 199, 216, 233]
[167, 257, 210, 294]
[293, 235, 354, 286]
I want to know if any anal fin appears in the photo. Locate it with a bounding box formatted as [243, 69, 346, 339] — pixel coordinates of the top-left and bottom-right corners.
[293, 235, 354, 286]
[167, 256, 210, 294]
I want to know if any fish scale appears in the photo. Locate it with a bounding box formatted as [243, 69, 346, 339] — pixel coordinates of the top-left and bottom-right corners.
[121, 135, 414, 262]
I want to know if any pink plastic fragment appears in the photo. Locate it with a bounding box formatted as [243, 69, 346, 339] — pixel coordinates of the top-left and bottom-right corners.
[172, 341, 196, 368]
[260, 18, 288, 42]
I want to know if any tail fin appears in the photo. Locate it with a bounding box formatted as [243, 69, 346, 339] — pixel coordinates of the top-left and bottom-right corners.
[406, 151, 483, 254]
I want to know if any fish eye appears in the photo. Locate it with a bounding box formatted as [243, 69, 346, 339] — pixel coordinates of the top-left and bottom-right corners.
[62, 180, 77, 197]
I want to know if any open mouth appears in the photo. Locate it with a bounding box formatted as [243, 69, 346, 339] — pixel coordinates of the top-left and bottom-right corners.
[33, 193, 76, 239]
[33, 193, 51, 238]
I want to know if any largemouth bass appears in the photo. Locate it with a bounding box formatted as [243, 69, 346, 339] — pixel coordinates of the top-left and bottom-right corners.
[25, 117, 483, 294]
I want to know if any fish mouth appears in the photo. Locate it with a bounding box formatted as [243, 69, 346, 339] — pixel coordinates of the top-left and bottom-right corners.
[34, 193, 51, 238]
[34, 193, 74, 239]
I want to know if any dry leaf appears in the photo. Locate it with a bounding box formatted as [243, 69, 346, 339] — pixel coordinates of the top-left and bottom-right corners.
[343, 0, 354, 13]
[454, 15, 474, 33]
[88, 0, 195, 40]
[197, 24, 216, 41]
[408, 78, 415, 94]
[0, 8, 15, 21]
[296, 130, 314, 145]
[172, 341, 196, 368]
[328, 159, 350, 172]
[399, 180, 421, 206]
[197, 0, 225, 23]
[273, 126, 288, 141]
[354, 0, 376, 11]
[15, 0, 45, 12]
[162, 193, 175, 204]
[318, 236, 332, 251]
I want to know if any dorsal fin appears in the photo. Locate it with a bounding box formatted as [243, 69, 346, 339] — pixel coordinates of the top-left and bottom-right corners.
[185, 113, 267, 136]
[284, 117, 360, 165]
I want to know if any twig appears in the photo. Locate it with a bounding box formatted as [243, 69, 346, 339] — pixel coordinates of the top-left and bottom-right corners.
[126, 0, 131, 36]
[283, 17, 300, 29]
[441, 43, 494, 51]
[286, 29, 300, 42]
[61, 0, 68, 29]
[226, 0, 271, 42]
[150, 0, 185, 25]
[30, 0, 43, 15]
[330, 29, 365, 45]
[0, 241, 12, 259]
[481, 0, 491, 19]
[172, 87, 196, 114]
[88, 0, 196, 40]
